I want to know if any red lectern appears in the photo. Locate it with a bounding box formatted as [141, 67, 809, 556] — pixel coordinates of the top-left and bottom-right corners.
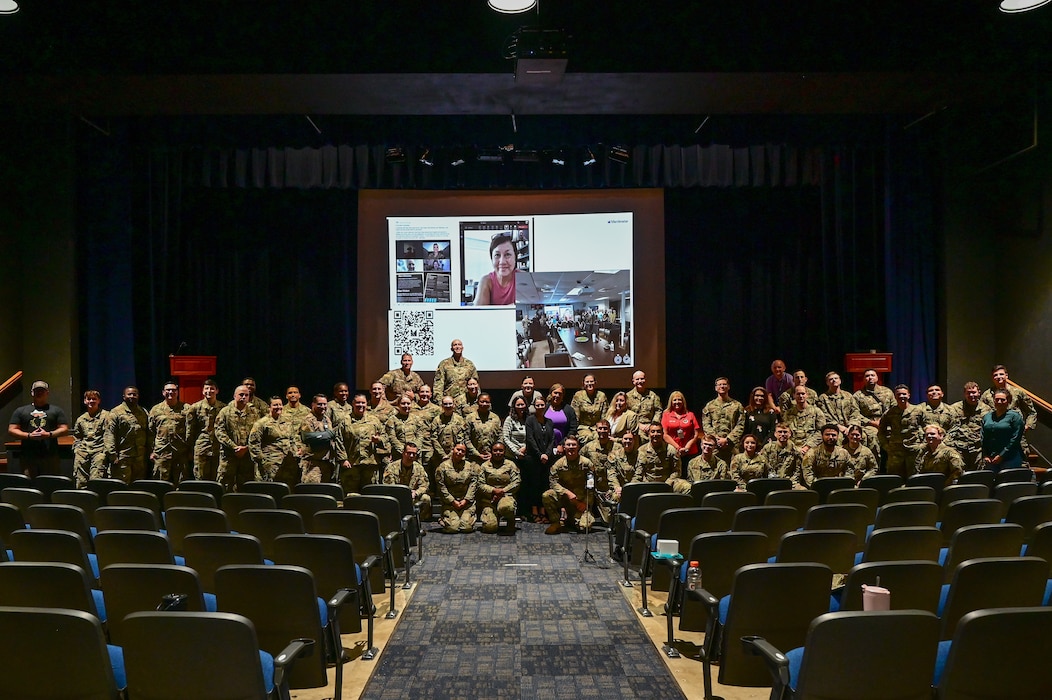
[169, 355, 217, 404]
[843, 352, 893, 392]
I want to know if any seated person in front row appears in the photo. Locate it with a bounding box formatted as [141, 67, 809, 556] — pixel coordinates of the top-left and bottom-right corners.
[687, 436, 729, 481]
[476, 441, 520, 533]
[801, 423, 852, 487]
[759, 423, 804, 487]
[382, 441, 432, 521]
[435, 443, 476, 533]
[542, 435, 594, 535]
[730, 434, 767, 490]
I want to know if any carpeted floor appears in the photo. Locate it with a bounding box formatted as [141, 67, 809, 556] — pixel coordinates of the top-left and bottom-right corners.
[360, 521, 688, 699]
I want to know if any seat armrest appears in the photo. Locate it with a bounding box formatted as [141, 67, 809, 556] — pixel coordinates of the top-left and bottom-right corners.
[328, 588, 355, 612]
[385, 530, 402, 545]
[686, 586, 719, 611]
[616, 512, 631, 527]
[360, 554, 381, 572]
[741, 635, 791, 690]
[633, 528, 652, 544]
[401, 514, 415, 529]
[273, 638, 316, 690]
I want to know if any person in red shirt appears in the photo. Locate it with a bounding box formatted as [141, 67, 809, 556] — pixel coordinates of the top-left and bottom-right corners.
[661, 390, 702, 458]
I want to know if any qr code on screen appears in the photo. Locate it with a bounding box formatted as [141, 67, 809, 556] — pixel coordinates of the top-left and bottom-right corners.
[393, 310, 435, 356]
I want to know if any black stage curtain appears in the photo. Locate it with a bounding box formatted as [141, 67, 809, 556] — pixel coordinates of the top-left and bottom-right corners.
[78, 125, 935, 406]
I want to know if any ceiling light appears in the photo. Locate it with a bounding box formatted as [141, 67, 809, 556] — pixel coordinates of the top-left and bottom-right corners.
[0, 0, 18, 14]
[999, 0, 1052, 10]
[418, 148, 433, 166]
[488, 0, 537, 13]
[385, 146, 406, 164]
[582, 148, 596, 166]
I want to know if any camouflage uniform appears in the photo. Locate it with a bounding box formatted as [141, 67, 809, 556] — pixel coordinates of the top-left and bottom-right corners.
[475, 458, 520, 533]
[779, 386, 817, 414]
[981, 386, 1036, 432]
[947, 400, 989, 471]
[249, 396, 269, 417]
[382, 458, 432, 520]
[542, 455, 595, 529]
[878, 404, 925, 479]
[816, 391, 861, 434]
[435, 458, 477, 533]
[914, 443, 964, 487]
[298, 414, 341, 486]
[845, 444, 879, 484]
[148, 400, 191, 483]
[105, 402, 152, 483]
[581, 438, 625, 521]
[384, 410, 419, 462]
[802, 445, 852, 487]
[729, 452, 768, 489]
[368, 399, 395, 425]
[465, 411, 503, 464]
[571, 390, 609, 446]
[783, 404, 824, 452]
[186, 398, 225, 481]
[760, 440, 804, 487]
[337, 413, 388, 494]
[327, 400, 354, 427]
[854, 385, 895, 450]
[702, 397, 745, 462]
[214, 403, 261, 491]
[433, 355, 478, 402]
[686, 452, 730, 482]
[408, 408, 439, 473]
[379, 369, 424, 401]
[73, 409, 109, 487]
[634, 441, 689, 493]
[249, 415, 300, 487]
[916, 402, 960, 436]
[429, 412, 468, 470]
[625, 389, 663, 434]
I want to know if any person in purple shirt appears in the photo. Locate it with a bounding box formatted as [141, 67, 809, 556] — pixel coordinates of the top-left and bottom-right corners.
[764, 359, 794, 415]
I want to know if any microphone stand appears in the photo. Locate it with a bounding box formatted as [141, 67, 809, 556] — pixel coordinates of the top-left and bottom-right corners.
[580, 467, 608, 569]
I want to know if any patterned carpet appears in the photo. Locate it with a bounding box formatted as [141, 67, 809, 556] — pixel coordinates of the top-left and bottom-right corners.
[361, 521, 687, 699]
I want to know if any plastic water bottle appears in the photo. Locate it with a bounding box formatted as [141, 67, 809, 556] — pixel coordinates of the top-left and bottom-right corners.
[586, 472, 595, 490]
[686, 560, 701, 591]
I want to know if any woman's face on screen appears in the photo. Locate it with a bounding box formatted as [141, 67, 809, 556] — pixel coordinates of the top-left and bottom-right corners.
[492, 241, 515, 277]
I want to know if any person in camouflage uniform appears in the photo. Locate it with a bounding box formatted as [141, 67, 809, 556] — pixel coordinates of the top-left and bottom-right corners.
[759, 424, 804, 487]
[241, 377, 269, 417]
[379, 353, 424, 402]
[429, 396, 468, 473]
[542, 435, 595, 534]
[616, 431, 641, 487]
[783, 386, 824, 456]
[702, 377, 745, 463]
[327, 382, 354, 426]
[915, 423, 965, 487]
[105, 386, 152, 484]
[625, 371, 663, 436]
[382, 441, 432, 520]
[299, 394, 341, 486]
[917, 385, 960, 436]
[384, 393, 419, 463]
[337, 394, 389, 494]
[878, 385, 925, 479]
[946, 381, 989, 471]
[249, 397, 300, 487]
[729, 435, 767, 489]
[475, 441, 519, 533]
[280, 386, 311, 431]
[571, 374, 608, 447]
[844, 424, 879, 485]
[409, 385, 440, 475]
[433, 338, 478, 402]
[853, 369, 895, 452]
[981, 365, 1036, 453]
[778, 370, 819, 414]
[435, 442, 476, 533]
[149, 381, 191, 483]
[802, 424, 852, 487]
[635, 424, 689, 494]
[213, 385, 260, 492]
[580, 419, 625, 521]
[367, 381, 395, 424]
[186, 379, 225, 481]
[72, 390, 109, 487]
[466, 393, 503, 464]
[455, 378, 482, 419]
[688, 436, 730, 482]
[816, 372, 861, 442]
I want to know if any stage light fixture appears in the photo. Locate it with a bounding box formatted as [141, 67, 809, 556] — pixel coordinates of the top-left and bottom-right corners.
[419, 148, 433, 166]
[999, 0, 1052, 11]
[477, 148, 506, 163]
[582, 148, 597, 166]
[451, 158, 466, 167]
[0, 0, 19, 14]
[488, 0, 537, 13]
[608, 145, 630, 165]
[385, 146, 406, 164]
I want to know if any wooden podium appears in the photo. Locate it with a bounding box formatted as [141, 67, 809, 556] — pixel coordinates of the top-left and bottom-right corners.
[843, 352, 893, 391]
[169, 355, 216, 404]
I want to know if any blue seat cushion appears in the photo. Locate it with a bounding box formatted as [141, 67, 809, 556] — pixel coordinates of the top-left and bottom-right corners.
[203, 592, 218, 612]
[355, 563, 363, 585]
[937, 584, 950, 616]
[786, 646, 805, 691]
[933, 639, 952, 684]
[1044, 579, 1052, 606]
[828, 593, 841, 612]
[317, 597, 328, 627]
[87, 553, 100, 579]
[173, 555, 186, 566]
[260, 650, 275, 693]
[92, 589, 107, 622]
[865, 524, 874, 540]
[938, 547, 949, 566]
[718, 595, 730, 625]
[108, 644, 126, 690]
[853, 551, 864, 566]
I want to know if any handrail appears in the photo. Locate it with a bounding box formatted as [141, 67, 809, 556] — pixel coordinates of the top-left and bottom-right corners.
[1007, 379, 1052, 415]
[0, 371, 22, 398]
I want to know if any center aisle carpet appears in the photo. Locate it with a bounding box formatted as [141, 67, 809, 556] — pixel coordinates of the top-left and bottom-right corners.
[361, 522, 687, 699]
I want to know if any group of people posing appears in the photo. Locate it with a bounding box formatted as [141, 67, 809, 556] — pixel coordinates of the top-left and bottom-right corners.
[8, 343, 1033, 537]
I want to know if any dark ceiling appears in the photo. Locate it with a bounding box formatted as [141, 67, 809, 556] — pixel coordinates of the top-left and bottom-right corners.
[1, 1, 1050, 116]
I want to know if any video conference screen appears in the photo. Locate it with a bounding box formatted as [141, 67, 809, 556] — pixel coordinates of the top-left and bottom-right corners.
[358, 190, 665, 390]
